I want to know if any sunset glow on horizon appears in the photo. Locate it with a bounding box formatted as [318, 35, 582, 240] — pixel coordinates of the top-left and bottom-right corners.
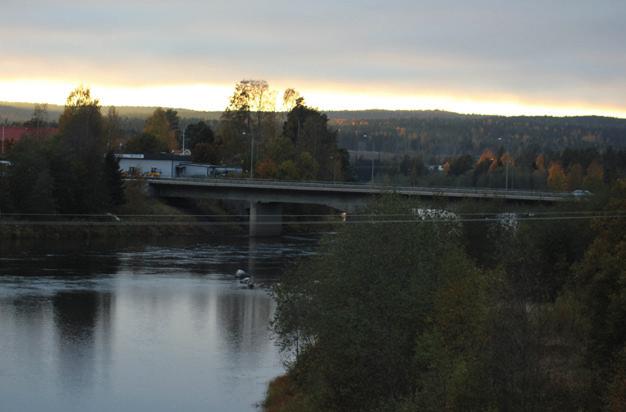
[2, 79, 626, 119]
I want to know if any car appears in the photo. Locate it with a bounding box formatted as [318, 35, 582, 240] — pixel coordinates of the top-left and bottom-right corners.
[572, 189, 592, 198]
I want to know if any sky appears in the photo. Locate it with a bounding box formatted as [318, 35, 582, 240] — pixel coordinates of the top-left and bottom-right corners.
[1, 0, 626, 117]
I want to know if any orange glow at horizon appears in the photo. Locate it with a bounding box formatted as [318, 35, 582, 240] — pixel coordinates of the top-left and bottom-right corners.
[1, 79, 625, 119]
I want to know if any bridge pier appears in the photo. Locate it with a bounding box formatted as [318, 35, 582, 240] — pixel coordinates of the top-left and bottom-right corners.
[249, 202, 283, 237]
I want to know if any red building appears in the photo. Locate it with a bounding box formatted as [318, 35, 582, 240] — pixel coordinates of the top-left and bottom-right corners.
[0, 126, 58, 154]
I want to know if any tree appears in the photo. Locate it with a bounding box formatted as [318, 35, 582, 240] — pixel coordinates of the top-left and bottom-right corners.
[570, 180, 626, 403]
[282, 88, 301, 112]
[144, 108, 176, 151]
[583, 159, 604, 190]
[103, 151, 125, 208]
[58, 86, 104, 157]
[547, 161, 567, 191]
[23, 103, 50, 140]
[164, 109, 181, 148]
[125, 133, 167, 154]
[282, 100, 340, 180]
[567, 163, 584, 191]
[255, 158, 278, 178]
[185, 121, 215, 150]
[103, 106, 123, 151]
[272, 196, 481, 410]
[447, 154, 474, 176]
[53, 86, 108, 212]
[191, 143, 219, 164]
[6, 137, 56, 213]
[218, 80, 278, 165]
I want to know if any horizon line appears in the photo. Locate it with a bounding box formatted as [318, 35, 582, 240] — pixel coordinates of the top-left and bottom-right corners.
[2, 100, 625, 121]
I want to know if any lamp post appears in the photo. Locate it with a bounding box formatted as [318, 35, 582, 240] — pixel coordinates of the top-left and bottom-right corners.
[243, 131, 254, 179]
[364, 133, 374, 183]
[498, 137, 509, 190]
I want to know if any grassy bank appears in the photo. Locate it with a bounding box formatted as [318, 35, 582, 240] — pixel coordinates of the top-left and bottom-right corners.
[0, 181, 245, 240]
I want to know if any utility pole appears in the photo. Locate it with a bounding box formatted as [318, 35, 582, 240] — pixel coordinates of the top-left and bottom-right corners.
[505, 161, 509, 190]
[364, 133, 374, 184]
[250, 132, 254, 179]
[370, 138, 374, 183]
[498, 137, 509, 190]
[182, 128, 186, 154]
[1, 120, 5, 155]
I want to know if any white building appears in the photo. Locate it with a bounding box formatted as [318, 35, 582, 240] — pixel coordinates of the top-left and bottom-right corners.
[116, 153, 191, 178]
[115, 154, 242, 178]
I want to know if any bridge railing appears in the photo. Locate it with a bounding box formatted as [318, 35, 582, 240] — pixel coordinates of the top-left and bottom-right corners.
[145, 176, 574, 200]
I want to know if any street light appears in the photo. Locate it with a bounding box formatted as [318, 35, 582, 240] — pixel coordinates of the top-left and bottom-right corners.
[243, 131, 254, 179]
[498, 137, 509, 190]
[364, 133, 374, 183]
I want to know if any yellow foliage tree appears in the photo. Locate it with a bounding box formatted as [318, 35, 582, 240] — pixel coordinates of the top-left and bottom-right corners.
[547, 162, 567, 191]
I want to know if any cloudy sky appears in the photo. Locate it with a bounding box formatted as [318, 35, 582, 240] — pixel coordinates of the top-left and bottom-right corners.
[2, 0, 625, 116]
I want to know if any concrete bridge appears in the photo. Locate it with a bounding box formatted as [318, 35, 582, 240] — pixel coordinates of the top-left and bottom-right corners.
[147, 177, 574, 236]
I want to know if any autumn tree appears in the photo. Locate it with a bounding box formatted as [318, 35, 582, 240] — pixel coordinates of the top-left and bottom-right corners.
[103, 106, 123, 151]
[547, 161, 567, 191]
[144, 108, 177, 151]
[282, 98, 342, 180]
[218, 80, 278, 167]
[58, 86, 104, 156]
[282, 88, 301, 112]
[583, 159, 604, 190]
[125, 133, 167, 154]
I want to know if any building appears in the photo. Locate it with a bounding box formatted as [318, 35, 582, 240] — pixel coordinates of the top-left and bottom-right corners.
[116, 153, 191, 178]
[176, 163, 243, 177]
[115, 154, 242, 178]
[1, 126, 58, 154]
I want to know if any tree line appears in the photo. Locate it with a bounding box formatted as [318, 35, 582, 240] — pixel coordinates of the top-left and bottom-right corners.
[267, 184, 626, 411]
[98, 80, 349, 181]
[0, 87, 124, 215]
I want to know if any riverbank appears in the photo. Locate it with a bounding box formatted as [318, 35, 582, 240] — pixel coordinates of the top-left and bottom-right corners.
[263, 374, 314, 412]
[0, 220, 244, 241]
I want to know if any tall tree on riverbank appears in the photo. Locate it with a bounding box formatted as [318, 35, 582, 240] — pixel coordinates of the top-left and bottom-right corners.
[218, 80, 278, 167]
[53, 86, 109, 212]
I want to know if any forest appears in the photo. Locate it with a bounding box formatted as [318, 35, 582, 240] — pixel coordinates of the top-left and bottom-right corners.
[266, 187, 626, 411]
[3, 85, 626, 193]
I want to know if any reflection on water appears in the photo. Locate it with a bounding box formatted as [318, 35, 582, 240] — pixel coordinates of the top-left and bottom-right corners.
[0, 236, 318, 412]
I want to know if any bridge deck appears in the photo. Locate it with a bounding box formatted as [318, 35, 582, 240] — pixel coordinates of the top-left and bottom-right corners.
[147, 177, 573, 203]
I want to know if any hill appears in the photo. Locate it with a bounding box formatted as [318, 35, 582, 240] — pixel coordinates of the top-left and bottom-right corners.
[0, 101, 221, 124]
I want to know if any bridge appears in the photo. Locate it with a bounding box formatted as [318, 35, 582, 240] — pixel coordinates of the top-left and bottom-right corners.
[147, 177, 574, 236]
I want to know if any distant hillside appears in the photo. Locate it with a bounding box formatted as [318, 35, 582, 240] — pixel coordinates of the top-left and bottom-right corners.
[0, 102, 221, 123]
[2, 101, 625, 158]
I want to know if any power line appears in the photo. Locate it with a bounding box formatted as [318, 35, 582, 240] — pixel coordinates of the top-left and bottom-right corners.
[1, 214, 625, 226]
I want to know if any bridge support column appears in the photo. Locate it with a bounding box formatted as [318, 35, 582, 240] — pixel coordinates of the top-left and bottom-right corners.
[249, 202, 283, 237]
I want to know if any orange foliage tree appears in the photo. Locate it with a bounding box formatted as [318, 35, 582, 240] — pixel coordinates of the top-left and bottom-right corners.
[547, 162, 567, 191]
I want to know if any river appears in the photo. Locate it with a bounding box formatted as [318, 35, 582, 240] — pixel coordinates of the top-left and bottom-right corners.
[0, 236, 319, 412]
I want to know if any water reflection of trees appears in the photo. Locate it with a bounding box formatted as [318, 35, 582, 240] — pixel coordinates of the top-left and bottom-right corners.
[216, 290, 274, 355]
[0, 239, 122, 276]
[52, 290, 114, 393]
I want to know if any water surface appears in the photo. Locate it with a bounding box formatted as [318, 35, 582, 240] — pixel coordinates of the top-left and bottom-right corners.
[0, 236, 318, 412]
